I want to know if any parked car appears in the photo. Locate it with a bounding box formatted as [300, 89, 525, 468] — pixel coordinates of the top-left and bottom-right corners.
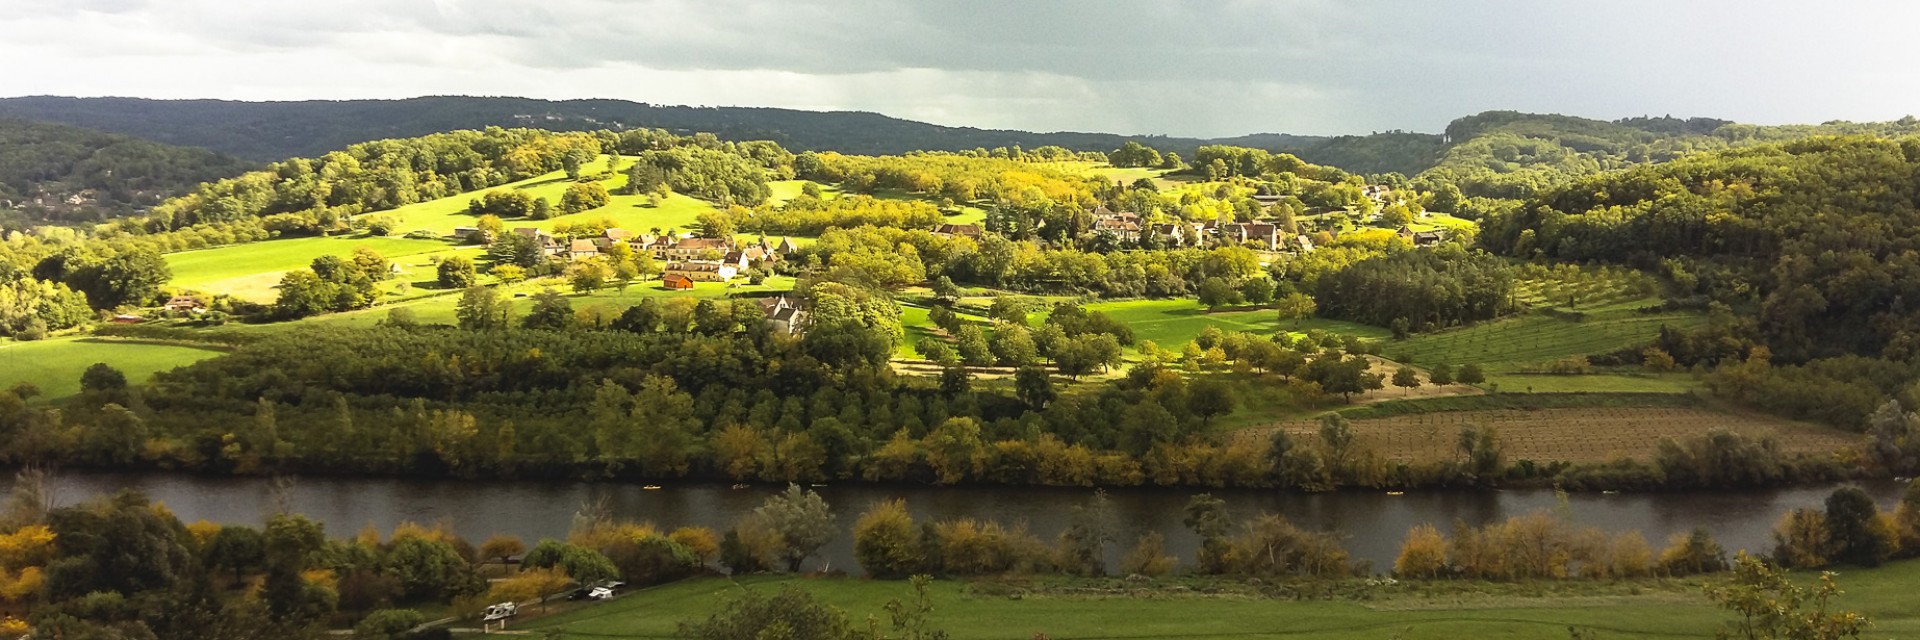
[587, 586, 614, 600]
[565, 587, 592, 601]
[482, 602, 517, 622]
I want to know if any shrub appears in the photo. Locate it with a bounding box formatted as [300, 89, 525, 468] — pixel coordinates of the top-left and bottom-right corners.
[1393, 523, 1448, 578]
[602, 535, 700, 585]
[1771, 508, 1833, 568]
[853, 499, 922, 579]
[354, 608, 427, 640]
[1658, 528, 1728, 576]
[1119, 532, 1175, 577]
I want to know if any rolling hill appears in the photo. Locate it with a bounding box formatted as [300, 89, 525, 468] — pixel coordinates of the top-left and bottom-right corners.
[0, 95, 1292, 163]
[0, 118, 251, 222]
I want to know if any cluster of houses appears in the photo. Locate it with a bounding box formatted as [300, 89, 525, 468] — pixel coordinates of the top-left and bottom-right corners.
[1084, 206, 1322, 253]
[450, 225, 803, 287]
[1075, 193, 1446, 253]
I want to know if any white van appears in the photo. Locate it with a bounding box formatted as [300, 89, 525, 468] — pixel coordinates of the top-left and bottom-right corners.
[482, 602, 517, 622]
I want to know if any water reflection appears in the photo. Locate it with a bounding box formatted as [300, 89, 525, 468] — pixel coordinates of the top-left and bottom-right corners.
[10, 471, 1906, 573]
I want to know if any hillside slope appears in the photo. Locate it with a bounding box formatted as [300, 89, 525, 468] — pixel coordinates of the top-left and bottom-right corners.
[1418, 111, 1920, 198]
[0, 119, 251, 222]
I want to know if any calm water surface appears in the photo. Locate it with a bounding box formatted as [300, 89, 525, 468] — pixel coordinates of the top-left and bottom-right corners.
[13, 471, 1908, 573]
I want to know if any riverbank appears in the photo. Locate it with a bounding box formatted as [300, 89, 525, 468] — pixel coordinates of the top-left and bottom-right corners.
[14, 470, 1910, 574]
[514, 560, 1920, 639]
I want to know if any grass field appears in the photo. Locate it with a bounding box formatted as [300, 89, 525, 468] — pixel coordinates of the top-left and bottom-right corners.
[274, 275, 801, 330]
[0, 338, 224, 400]
[1488, 371, 1700, 393]
[516, 560, 1920, 639]
[1082, 298, 1390, 351]
[166, 235, 464, 301]
[1390, 308, 1703, 374]
[766, 179, 840, 205]
[375, 155, 716, 237]
[1256, 405, 1861, 465]
[898, 305, 940, 359]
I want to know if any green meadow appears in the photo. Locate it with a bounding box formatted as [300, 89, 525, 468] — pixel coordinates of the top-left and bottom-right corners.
[276, 275, 801, 330]
[519, 559, 1920, 640]
[166, 235, 474, 302]
[1391, 311, 1701, 369]
[1082, 298, 1390, 351]
[0, 338, 224, 400]
[156, 157, 839, 304]
[376, 155, 714, 236]
[766, 179, 840, 205]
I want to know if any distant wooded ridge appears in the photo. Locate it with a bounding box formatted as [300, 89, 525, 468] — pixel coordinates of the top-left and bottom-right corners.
[1, 95, 1911, 190]
[0, 95, 1632, 175]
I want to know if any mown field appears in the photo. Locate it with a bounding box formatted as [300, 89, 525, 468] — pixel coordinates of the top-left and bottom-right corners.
[262, 275, 802, 330]
[0, 338, 224, 400]
[1082, 298, 1390, 350]
[373, 155, 718, 236]
[898, 296, 1393, 365]
[1388, 303, 1705, 393]
[1255, 402, 1860, 464]
[765, 179, 840, 205]
[515, 560, 1920, 639]
[168, 238, 486, 303]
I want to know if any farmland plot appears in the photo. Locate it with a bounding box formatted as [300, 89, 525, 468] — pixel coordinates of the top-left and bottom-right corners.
[1258, 406, 1859, 464]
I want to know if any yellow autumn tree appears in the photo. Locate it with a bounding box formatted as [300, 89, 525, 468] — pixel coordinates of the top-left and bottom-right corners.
[0, 524, 55, 608]
[1394, 523, 1449, 578]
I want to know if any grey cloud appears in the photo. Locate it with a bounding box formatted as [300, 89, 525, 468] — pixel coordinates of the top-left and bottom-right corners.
[1, 0, 1917, 137]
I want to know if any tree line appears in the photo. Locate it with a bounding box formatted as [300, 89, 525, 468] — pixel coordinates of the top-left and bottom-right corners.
[0, 119, 250, 224]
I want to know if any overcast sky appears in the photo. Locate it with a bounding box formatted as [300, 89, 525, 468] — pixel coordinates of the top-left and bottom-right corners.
[5, 0, 1917, 137]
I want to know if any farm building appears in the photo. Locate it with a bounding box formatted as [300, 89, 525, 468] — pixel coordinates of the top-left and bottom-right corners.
[568, 239, 600, 260]
[163, 295, 205, 313]
[1398, 226, 1448, 246]
[657, 237, 733, 261]
[1219, 222, 1282, 249]
[756, 296, 808, 336]
[663, 260, 737, 282]
[661, 273, 695, 290]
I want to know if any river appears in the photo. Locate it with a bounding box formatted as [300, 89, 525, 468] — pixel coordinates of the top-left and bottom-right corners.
[11, 471, 1910, 573]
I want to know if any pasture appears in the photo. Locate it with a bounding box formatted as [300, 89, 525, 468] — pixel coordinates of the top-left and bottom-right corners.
[1389, 310, 1703, 372]
[515, 560, 1920, 639]
[373, 155, 705, 236]
[282, 275, 800, 329]
[165, 235, 463, 302]
[1260, 405, 1860, 465]
[765, 179, 840, 205]
[897, 304, 945, 359]
[0, 338, 224, 400]
[1082, 298, 1390, 350]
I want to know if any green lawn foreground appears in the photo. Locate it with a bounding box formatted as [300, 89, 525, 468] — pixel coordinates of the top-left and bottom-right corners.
[517, 559, 1920, 639]
[0, 337, 224, 400]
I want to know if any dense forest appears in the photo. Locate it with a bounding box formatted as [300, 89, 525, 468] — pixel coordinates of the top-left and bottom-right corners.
[1414, 111, 1920, 200]
[0, 119, 250, 223]
[1312, 247, 1515, 332]
[1481, 135, 1920, 427]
